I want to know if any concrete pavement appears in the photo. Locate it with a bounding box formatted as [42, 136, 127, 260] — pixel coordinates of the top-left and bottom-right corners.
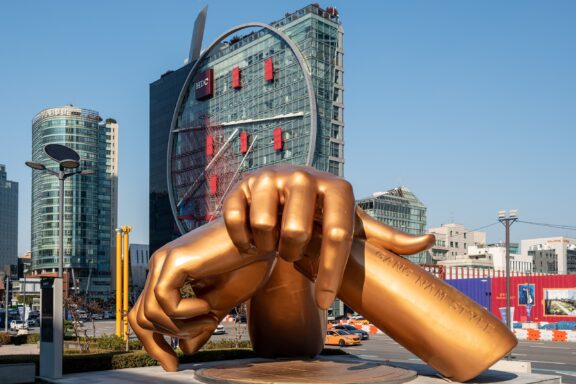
[0, 343, 38, 355]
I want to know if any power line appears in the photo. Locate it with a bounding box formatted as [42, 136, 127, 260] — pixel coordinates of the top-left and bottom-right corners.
[429, 220, 576, 234]
[469, 222, 499, 232]
[517, 220, 576, 231]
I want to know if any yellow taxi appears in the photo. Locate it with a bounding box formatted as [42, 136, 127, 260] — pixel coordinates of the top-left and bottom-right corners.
[324, 329, 361, 347]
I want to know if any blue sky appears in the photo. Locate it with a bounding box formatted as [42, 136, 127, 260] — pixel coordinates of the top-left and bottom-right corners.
[1, 1, 575, 254]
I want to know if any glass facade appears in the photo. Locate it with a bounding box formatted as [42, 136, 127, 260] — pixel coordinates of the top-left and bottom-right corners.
[357, 187, 429, 264]
[0, 164, 18, 275]
[31, 106, 118, 300]
[167, 4, 344, 235]
[150, 64, 194, 254]
[151, 4, 344, 250]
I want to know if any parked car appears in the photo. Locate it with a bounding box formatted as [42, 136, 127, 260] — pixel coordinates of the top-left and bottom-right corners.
[324, 329, 361, 347]
[71, 320, 84, 327]
[91, 313, 103, 320]
[9, 320, 27, 330]
[213, 323, 226, 335]
[27, 318, 40, 327]
[77, 310, 90, 321]
[103, 311, 114, 319]
[332, 324, 369, 340]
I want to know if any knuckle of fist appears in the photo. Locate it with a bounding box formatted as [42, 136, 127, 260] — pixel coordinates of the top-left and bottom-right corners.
[223, 208, 244, 224]
[154, 286, 173, 312]
[254, 170, 276, 185]
[252, 215, 276, 232]
[332, 179, 353, 194]
[326, 227, 353, 243]
[282, 227, 311, 243]
[150, 249, 168, 267]
[290, 170, 313, 185]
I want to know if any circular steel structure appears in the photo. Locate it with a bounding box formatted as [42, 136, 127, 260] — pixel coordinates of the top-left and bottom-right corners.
[167, 22, 318, 234]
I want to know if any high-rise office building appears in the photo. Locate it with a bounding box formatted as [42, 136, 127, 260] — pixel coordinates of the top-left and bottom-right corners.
[0, 164, 18, 276]
[31, 106, 118, 300]
[356, 187, 429, 264]
[150, 4, 344, 253]
[150, 63, 193, 255]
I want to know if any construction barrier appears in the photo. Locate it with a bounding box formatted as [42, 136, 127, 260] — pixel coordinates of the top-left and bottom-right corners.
[539, 330, 554, 341]
[337, 320, 576, 342]
[552, 330, 567, 342]
[514, 329, 576, 342]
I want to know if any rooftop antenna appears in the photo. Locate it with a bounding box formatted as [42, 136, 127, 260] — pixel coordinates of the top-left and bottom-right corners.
[189, 5, 208, 63]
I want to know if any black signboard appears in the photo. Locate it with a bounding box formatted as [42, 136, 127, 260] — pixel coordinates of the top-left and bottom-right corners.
[41, 278, 54, 343]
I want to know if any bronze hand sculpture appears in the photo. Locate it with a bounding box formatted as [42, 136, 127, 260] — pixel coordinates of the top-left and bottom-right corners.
[130, 165, 516, 381]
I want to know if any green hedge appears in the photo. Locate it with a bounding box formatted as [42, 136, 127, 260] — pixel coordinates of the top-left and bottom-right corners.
[26, 333, 40, 344]
[200, 338, 252, 350]
[94, 335, 142, 351]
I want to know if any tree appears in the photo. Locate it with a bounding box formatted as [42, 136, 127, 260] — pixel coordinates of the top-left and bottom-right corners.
[64, 295, 91, 352]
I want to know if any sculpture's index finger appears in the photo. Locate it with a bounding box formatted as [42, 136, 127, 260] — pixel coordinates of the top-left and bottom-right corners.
[223, 187, 252, 251]
[315, 179, 355, 310]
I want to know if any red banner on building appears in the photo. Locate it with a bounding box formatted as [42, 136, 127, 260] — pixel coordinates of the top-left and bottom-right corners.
[232, 67, 241, 89]
[206, 135, 214, 156]
[273, 127, 282, 150]
[264, 58, 274, 81]
[240, 131, 249, 153]
[209, 175, 217, 195]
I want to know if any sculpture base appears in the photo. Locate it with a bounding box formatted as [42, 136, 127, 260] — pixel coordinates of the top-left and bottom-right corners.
[194, 357, 417, 384]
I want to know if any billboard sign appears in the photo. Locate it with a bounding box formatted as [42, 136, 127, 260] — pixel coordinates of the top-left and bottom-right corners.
[195, 68, 214, 100]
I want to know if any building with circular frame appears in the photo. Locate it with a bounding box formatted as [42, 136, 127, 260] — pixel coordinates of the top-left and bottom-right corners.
[160, 4, 344, 235]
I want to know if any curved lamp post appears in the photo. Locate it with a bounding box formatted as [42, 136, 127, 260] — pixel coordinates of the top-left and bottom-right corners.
[26, 144, 95, 278]
[498, 208, 518, 362]
[26, 144, 94, 379]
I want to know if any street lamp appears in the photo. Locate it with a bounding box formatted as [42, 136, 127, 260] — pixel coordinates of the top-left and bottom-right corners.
[23, 268, 28, 322]
[26, 144, 95, 379]
[497, 209, 518, 337]
[26, 145, 95, 278]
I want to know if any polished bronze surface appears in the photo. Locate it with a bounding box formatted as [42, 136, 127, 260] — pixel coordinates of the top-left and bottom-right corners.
[195, 358, 417, 384]
[129, 165, 517, 381]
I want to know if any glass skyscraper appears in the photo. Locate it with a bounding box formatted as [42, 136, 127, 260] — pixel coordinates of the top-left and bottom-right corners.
[357, 187, 429, 264]
[0, 164, 18, 276]
[150, 4, 344, 253]
[31, 106, 118, 300]
[150, 63, 194, 255]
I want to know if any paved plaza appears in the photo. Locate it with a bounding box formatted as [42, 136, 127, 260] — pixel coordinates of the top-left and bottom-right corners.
[43, 356, 561, 384]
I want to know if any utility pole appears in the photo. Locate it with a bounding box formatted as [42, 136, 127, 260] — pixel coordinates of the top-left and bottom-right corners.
[115, 228, 123, 337]
[4, 277, 8, 332]
[498, 209, 518, 339]
[122, 225, 132, 341]
[115, 226, 132, 341]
